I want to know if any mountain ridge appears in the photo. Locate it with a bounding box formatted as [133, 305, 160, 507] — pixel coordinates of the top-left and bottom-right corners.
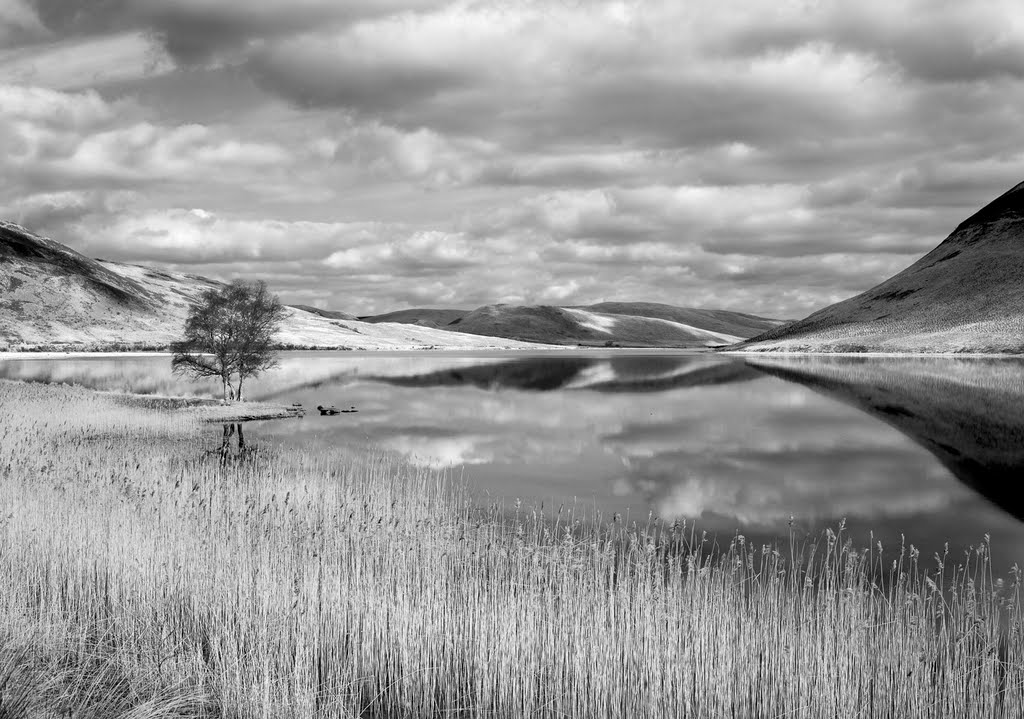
[360, 302, 783, 347]
[736, 180, 1024, 353]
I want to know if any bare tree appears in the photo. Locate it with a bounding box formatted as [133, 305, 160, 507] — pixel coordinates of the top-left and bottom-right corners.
[172, 280, 287, 401]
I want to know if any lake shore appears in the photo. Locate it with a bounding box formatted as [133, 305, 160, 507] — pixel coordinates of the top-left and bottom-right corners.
[722, 348, 1024, 358]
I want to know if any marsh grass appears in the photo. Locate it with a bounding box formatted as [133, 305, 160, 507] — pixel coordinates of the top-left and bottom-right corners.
[0, 379, 1021, 718]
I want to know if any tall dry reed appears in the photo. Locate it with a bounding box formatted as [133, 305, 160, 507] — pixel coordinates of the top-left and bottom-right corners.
[0, 379, 1020, 718]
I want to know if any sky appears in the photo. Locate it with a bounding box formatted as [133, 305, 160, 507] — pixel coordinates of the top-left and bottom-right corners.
[3, 0, 1024, 317]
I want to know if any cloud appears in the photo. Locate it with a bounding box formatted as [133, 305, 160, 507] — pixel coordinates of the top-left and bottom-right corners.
[0, 83, 118, 127]
[26, 0, 449, 63]
[0, 0, 49, 47]
[0, 31, 173, 90]
[720, 0, 1024, 84]
[0, 84, 294, 195]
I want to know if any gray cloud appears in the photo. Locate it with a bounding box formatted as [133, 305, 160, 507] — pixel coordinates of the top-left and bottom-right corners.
[248, 39, 472, 116]
[721, 1, 1024, 84]
[26, 0, 447, 63]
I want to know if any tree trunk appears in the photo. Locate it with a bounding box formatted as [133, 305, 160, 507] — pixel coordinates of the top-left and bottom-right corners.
[236, 376, 244, 402]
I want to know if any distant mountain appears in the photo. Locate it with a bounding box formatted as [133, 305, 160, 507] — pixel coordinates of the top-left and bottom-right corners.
[445, 304, 772, 348]
[359, 303, 782, 348]
[0, 221, 551, 351]
[738, 181, 1024, 353]
[359, 308, 468, 328]
[577, 302, 785, 337]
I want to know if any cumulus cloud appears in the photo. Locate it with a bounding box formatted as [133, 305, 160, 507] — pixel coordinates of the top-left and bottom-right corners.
[0, 84, 296, 204]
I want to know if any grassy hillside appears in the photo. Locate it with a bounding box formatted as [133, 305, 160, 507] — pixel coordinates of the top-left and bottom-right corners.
[0, 222, 551, 351]
[354, 303, 781, 347]
[737, 181, 1024, 353]
[446, 304, 759, 348]
[289, 304, 357, 321]
[580, 302, 786, 336]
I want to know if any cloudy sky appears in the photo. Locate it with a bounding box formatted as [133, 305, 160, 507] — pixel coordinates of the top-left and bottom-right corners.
[3, 0, 1024, 317]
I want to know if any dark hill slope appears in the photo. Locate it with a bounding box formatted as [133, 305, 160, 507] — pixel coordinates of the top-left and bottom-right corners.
[738, 181, 1024, 353]
[1, 221, 152, 309]
[359, 308, 468, 327]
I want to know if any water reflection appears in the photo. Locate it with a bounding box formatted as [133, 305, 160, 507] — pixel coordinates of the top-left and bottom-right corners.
[745, 356, 1024, 523]
[367, 355, 761, 393]
[213, 423, 251, 462]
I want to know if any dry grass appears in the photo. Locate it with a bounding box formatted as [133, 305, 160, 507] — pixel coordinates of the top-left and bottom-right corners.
[0, 379, 1021, 717]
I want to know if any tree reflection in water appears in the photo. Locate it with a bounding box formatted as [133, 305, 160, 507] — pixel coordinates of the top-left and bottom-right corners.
[214, 423, 254, 463]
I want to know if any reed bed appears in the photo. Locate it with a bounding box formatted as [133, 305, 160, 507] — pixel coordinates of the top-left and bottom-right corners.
[0, 379, 1020, 718]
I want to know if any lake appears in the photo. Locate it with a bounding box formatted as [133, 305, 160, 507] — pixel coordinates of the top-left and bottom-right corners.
[3, 350, 1023, 572]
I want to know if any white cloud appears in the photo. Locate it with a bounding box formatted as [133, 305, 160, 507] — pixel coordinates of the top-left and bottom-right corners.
[0, 31, 173, 90]
[0, 84, 118, 127]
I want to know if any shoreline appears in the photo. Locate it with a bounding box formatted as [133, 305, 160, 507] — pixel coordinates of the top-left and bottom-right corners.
[721, 349, 1024, 358]
[6, 348, 1022, 360]
[0, 345, 713, 360]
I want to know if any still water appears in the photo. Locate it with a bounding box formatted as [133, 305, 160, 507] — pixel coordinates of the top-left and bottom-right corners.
[3, 350, 1023, 570]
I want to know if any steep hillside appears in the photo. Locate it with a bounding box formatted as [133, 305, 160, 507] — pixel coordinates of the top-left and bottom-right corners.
[447, 304, 750, 347]
[0, 222, 552, 351]
[359, 308, 468, 328]
[737, 181, 1024, 353]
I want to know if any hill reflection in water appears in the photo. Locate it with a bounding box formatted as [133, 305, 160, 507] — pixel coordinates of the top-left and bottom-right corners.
[744, 356, 1024, 522]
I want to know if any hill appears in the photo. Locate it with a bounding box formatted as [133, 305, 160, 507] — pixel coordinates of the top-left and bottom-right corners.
[359, 308, 468, 328]
[0, 221, 552, 351]
[359, 303, 783, 348]
[289, 305, 357, 321]
[578, 302, 786, 337]
[445, 304, 761, 347]
[737, 181, 1024, 353]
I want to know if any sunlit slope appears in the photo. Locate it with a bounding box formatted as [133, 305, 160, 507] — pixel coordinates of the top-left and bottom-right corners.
[738, 181, 1024, 353]
[0, 222, 550, 350]
[357, 303, 781, 347]
[445, 304, 772, 347]
[580, 302, 786, 337]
